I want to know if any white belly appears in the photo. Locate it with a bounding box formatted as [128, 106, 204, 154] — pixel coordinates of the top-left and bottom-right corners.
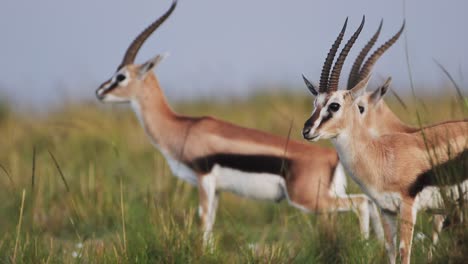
[161, 154, 286, 201]
[212, 165, 287, 201]
[417, 179, 468, 210]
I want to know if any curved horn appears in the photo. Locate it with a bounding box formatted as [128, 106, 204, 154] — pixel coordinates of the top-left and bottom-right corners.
[347, 19, 383, 90]
[319, 18, 348, 93]
[328, 16, 365, 92]
[119, 0, 177, 69]
[358, 21, 405, 82]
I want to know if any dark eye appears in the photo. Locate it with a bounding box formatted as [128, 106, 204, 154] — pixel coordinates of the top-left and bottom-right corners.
[359, 106, 365, 114]
[116, 74, 126, 82]
[328, 103, 340, 112]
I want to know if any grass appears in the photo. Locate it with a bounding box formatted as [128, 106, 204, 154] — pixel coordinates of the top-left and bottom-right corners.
[0, 91, 466, 263]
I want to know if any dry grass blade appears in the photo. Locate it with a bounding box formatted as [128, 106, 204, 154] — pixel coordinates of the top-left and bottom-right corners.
[0, 163, 15, 189]
[281, 119, 294, 178]
[47, 149, 70, 192]
[13, 189, 26, 262]
[433, 58, 466, 110]
[31, 146, 36, 191]
[390, 89, 408, 110]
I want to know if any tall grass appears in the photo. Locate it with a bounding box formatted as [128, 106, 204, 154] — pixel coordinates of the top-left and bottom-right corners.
[0, 92, 466, 263]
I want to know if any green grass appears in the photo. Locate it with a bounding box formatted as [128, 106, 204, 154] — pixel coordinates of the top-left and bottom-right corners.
[0, 92, 466, 263]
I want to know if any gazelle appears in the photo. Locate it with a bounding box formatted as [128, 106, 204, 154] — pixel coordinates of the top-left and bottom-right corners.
[301, 18, 468, 264]
[340, 19, 465, 250]
[95, 0, 382, 248]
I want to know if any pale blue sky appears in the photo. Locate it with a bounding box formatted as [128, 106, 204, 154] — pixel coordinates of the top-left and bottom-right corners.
[0, 0, 467, 108]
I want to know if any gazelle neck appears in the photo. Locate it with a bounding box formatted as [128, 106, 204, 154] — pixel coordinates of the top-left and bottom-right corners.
[130, 73, 188, 152]
[332, 115, 374, 180]
[376, 101, 418, 134]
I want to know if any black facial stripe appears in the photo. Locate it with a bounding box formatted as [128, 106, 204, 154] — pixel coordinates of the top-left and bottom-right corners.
[101, 81, 119, 95]
[306, 107, 322, 128]
[408, 150, 468, 197]
[188, 153, 292, 178]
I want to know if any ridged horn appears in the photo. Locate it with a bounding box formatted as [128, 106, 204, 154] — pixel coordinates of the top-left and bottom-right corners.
[328, 16, 365, 92]
[358, 21, 405, 82]
[347, 19, 383, 90]
[119, 0, 177, 69]
[319, 18, 348, 93]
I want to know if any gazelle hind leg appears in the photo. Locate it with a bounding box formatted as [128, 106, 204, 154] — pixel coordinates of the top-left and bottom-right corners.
[428, 214, 445, 261]
[198, 173, 219, 252]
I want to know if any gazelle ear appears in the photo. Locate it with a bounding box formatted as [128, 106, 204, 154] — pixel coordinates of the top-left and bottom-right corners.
[370, 77, 392, 104]
[350, 74, 371, 100]
[137, 53, 168, 79]
[302, 74, 318, 96]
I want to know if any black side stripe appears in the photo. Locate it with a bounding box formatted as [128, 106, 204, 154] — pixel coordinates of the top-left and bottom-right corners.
[408, 149, 468, 197]
[188, 153, 292, 178]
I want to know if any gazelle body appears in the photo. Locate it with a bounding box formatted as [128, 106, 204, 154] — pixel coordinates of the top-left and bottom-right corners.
[301, 18, 468, 264]
[95, 0, 382, 248]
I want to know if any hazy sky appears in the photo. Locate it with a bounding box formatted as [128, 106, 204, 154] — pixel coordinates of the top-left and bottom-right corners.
[0, 0, 467, 107]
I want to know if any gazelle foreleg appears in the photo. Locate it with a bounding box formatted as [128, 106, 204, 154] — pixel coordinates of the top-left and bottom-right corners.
[198, 173, 219, 251]
[381, 211, 397, 264]
[339, 194, 370, 239]
[399, 197, 417, 264]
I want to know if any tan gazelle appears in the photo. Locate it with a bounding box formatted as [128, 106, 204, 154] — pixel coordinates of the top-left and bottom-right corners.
[341, 19, 467, 254]
[95, 1, 382, 249]
[301, 18, 468, 264]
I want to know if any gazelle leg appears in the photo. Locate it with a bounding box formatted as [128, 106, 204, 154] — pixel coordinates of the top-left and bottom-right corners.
[428, 214, 445, 261]
[334, 194, 372, 239]
[198, 173, 219, 252]
[399, 198, 417, 264]
[288, 193, 375, 239]
[312, 194, 369, 239]
[381, 211, 397, 264]
[432, 214, 445, 245]
[368, 201, 385, 242]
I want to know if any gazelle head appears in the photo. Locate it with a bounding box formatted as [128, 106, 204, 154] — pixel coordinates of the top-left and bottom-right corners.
[302, 18, 404, 141]
[96, 0, 177, 103]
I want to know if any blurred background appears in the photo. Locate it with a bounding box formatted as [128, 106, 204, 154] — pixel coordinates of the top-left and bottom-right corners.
[0, 0, 467, 108]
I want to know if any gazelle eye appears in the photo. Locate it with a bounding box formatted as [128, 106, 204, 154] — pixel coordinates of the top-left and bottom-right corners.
[328, 103, 340, 112]
[116, 74, 126, 82]
[358, 106, 365, 114]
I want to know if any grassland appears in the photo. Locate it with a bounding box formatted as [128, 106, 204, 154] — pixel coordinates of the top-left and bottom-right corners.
[0, 91, 466, 263]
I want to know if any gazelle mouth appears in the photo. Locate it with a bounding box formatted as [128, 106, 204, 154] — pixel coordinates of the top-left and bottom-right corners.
[304, 134, 320, 141]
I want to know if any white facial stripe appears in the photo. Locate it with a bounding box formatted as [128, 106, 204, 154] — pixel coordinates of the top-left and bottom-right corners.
[112, 69, 130, 87]
[101, 93, 128, 102]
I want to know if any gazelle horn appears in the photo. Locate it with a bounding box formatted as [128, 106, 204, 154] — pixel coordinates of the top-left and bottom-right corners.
[358, 21, 405, 82]
[328, 16, 365, 92]
[318, 18, 348, 93]
[347, 20, 383, 89]
[119, 0, 177, 69]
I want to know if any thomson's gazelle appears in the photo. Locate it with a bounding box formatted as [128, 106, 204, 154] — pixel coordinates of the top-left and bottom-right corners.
[341, 19, 466, 251]
[95, 1, 381, 248]
[301, 18, 468, 264]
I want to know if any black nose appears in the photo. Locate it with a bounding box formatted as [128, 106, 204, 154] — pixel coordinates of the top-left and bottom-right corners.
[302, 127, 311, 138]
